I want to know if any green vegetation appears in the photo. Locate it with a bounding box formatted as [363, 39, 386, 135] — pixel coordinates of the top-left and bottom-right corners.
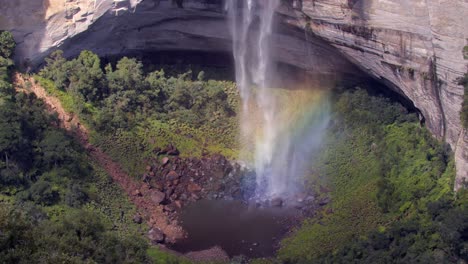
[0, 31, 15, 59]
[0, 31, 15, 99]
[0, 33, 186, 264]
[5, 34, 466, 263]
[460, 71, 468, 129]
[38, 50, 239, 177]
[279, 88, 463, 263]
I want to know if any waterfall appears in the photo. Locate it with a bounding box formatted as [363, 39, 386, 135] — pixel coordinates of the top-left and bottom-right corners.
[228, 0, 330, 200]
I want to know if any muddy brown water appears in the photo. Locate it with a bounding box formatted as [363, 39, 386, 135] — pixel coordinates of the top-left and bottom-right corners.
[170, 199, 300, 258]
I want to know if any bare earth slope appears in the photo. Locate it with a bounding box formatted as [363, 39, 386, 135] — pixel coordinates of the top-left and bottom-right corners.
[13, 72, 185, 243]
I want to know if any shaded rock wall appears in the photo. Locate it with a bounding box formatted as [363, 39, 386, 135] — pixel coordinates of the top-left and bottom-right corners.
[294, 0, 467, 189]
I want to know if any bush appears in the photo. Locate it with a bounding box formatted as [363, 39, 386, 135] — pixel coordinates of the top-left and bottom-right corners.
[0, 31, 15, 58]
[459, 72, 468, 129]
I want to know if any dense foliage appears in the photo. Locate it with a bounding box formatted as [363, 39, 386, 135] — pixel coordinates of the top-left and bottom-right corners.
[279, 88, 464, 263]
[0, 34, 183, 264]
[6, 37, 466, 263]
[0, 31, 15, 98]
[39, 50, 236, 132]
[459, 71, 468, 129]
[38, 50, 239, 177]
[0, 31, 15, 59]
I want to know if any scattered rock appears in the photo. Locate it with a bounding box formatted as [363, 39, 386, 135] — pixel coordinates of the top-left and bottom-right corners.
[132, 189, 142, 197]
[188, 183, 202, 193]
[142, 174, 150, 182]
[148, 228, 165, 244]
[166, 171, 180, 181]
[168, 148, 179, 156]
[191, 193, 200, 200]
[175, 200, 183, 208]
[133, 214, 143, 224]
[319, 186, 331, 193]
[179, 193, 188, 201]
[165, 188, 174, 199]
[161, 157, 170, 165]
[161, 144, 179, 156]
[153, 147, 161, 155]
[146, 165, 152, 172]
[164, 204, 176, 212]
[319, 197, 331, 206]
[185, 246, 229, 263]
[154, 183, 163, 191]
[201, 149, 209, 156]
[150, 191, 166, 204]
[271, 197, 283, 207]
[294, 203, 304, 209]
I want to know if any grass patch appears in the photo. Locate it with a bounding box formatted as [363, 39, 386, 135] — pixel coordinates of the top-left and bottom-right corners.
[34, 75, 76, 113]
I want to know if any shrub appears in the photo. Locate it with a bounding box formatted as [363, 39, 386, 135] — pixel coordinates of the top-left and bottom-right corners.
[0, 31, 15, 58]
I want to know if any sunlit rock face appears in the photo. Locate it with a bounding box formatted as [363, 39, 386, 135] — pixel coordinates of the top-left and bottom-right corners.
[1, 0, 466, 188]
[295, 0, 468, 189]
[0, 0, 121, 65]
[0, 0, 359, 75]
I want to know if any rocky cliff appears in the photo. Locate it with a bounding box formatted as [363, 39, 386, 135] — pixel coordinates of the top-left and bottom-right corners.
[1, 0, 466, 189]
[293, 0, 467, 189]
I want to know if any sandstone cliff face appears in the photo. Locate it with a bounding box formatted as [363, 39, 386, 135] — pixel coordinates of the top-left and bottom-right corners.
[295, 0, 467, 189]
[0, 0, 466, 188]
[0, 0, 122, 65]
[0, 0, 358, 76]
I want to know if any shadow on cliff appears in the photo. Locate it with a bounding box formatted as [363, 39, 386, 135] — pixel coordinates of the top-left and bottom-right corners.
[0, 0, 53, 70]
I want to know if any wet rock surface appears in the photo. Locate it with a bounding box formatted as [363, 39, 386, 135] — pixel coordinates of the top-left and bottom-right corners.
[143, 154, 254, 211]
[184, 246, 230, 263]
[140, 150, 331, 260]
[148, 228, 165, 244]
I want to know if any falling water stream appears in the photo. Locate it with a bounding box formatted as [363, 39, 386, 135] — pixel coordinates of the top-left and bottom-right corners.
[228, 0, 330, 199]
[173, 1, 331, 258]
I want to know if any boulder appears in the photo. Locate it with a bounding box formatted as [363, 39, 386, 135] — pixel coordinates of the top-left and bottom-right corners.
[161, 144, 179, 156]
[165, 188, 174, 199]
[271, 198, 283, 207]
[179, 193, 188, 201]
[150, 191, 165, 204]
[187, 183, 202, 193]
[148, 228, 165, 244]
[133, 214, 143, 224]
[153, 147, 161, 154]
[161, 157, 170, 165]
[164, 204, 176, 212]
[166, 171, 180, 181]
[167, 148, 180, 156]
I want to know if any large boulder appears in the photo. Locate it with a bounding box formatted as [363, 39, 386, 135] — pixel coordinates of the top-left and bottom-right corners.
[150, 190, 165, 205]
[148, 227, 165, 244]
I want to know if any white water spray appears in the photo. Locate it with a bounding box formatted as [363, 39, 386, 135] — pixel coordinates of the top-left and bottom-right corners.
[228, 0, 330, 199]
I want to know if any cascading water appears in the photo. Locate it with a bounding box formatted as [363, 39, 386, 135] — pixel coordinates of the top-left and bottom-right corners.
[228, 0, 331, 200]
